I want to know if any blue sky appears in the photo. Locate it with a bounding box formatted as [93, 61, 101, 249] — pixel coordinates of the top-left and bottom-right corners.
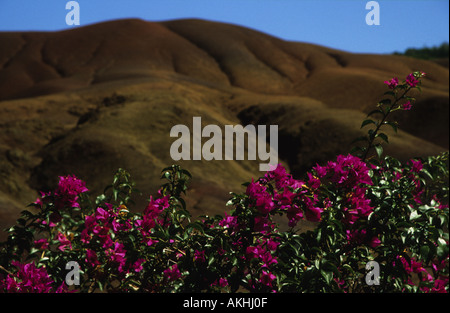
[0, 0, 448, 54]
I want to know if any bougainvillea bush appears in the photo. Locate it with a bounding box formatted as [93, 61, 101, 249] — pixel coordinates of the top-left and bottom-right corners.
[0, 71, 448, 293]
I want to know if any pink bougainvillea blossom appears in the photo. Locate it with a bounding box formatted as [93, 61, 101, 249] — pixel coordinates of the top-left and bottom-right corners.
[406, 73, 419, 87]
[384, 77, 399, 89]
[402, 100, 412, 110]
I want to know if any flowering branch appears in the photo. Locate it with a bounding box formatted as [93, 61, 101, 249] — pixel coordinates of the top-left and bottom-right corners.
[354, 71, 426, 162]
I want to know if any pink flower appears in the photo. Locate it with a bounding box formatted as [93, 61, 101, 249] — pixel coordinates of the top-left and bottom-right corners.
[81, 214, 97, 244]
[211, 278, 229, 288]
[144, 237, 159, 247]
[194, 250, 206, 263]
[217, 278, 228, 287]
[265, 164, 290, 189]
[406, 73, 419, 87]
[369, 236, 381, 248]
[106, 242, 127, 272]
[246, 244, 278, 268]
[384, 77, 399, 89]
[92, 225, 113, 248]
[163, 264, 181, 282]
[286, 204, 303, 227]
[33, 195, 44, 208]
[409, 159, 423, 173]
[86, 249, 100, 268]
[246, 180, 275, 214]
[432, 259, 447, 272]
[304, 205, 323, 222]
[254, 216, 271, 233]
[260, 251, 278, 268]
[313, 163, 328, 178]
[402, 100, 412, 110]
[34, 238, 49, 250]
[431, 279, 448, 293]
[265, 239, 280, 251]
[259, 271, 276, 286]
[131, 259, 145, 273]
[84, 214, 97, 230]
[144, 195, 170, 218]
[95, 207, 112, 224]
[307, 172, 321, 189]
[346, 229, 367, 245]
[275, 187, 296, 204]
[246, 246, 263, 259]
[112, 219, 132, 233]
[54, 175, 88, 210]
[326, 154, 373, 187]
[218, 213, 238, 230]
[57, 175, 88, 194]
[80, 229, 92, 244]
[56, 232, 72, 252]
[0, 261, 61, 293]
[344, 187, 373, 223]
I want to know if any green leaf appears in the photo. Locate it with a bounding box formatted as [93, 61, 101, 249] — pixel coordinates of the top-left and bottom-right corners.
[378, 99, 392, 106]
[420, 168, 433, 180]
[320, 269, 333, 285]
[342, 263, 355, 274]
[383, 121, 398, 133]
[438, 215, 447, 227]
[180, 169, 192, 178]
[208, 255, 215, 267]
[162, 171, 171, 180]
[420, 245, 430, 261]
[409, 210, 420, 221]
[316, 228, 322, 242]
[314, 259, 320, 270]
[374, 144, 383, 159]
[177, 197, 187, 211]
[437, 238, 449, 259]
[376, 133, 389, 143]
[361, 119, 376, 129]
[20, 210, 35, 220]
[187, 221, 206, 235]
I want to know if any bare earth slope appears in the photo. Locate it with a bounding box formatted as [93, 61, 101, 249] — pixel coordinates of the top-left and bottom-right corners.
[0, 19, 448, 238]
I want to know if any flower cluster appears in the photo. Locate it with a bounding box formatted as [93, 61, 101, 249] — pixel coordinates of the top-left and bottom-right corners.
[0, 261, 67, 293]
[163, 264, 182, 282]
[397, 256, 448, 293]
[261, 164, 323, 227]
[135, 194, 170, 246]
[310, 154, 382, 248]
[55, 175, 89, 208]
[383, 71, 426, 111]
[0, 72, 447, 293]
[384, 71, 425, 90]
[1, 153, 447, 293]
[80, 203, 148, 275]
[33, 174, 89, 226]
